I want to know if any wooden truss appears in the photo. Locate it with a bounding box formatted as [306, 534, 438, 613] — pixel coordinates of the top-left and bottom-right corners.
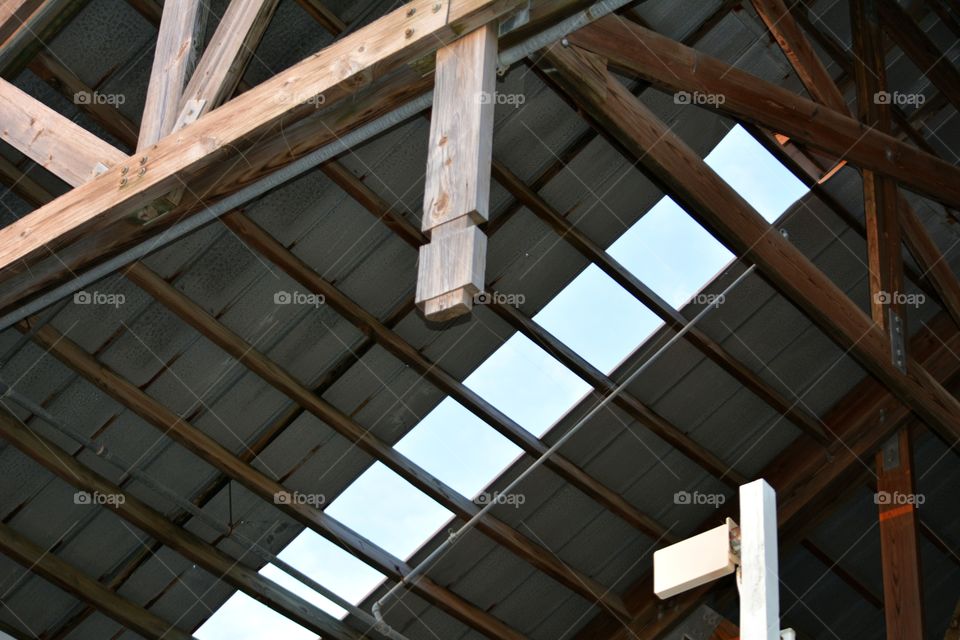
[0, 0, 957, 639]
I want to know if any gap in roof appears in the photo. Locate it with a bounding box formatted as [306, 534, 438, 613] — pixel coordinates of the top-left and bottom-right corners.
[198, 124, 809, 639]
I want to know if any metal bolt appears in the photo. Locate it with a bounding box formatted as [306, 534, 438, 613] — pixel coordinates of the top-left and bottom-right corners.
[139, 156, 148, 165]
[138, 167, 146, 176]
[407, 7, 416, 16]
[561, 37, 570, 47]
[405, 28, 414, 38]
[120, 177, 127, 186]
[120, 166, 128, 175]
[432, 3, 441, 13]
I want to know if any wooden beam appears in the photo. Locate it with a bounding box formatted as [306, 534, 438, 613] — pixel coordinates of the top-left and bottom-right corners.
[137, 0, 205, 148]
[0, 0, 528, 277]
[0, 0, 43, 44]
[541, 40, 960, 446]
[0, 78, 125, 186]
[0, 0, 88, 79]
[563, 16, 960, 209]
[19, 318, 523, 639]
[222, 211, 670, 540]
[850, 0, 905, 342]
[0, 521, 197, 640]
[121, 260, 633, 620]
[417, 25, 497, 320]
[877, 0, 960, 113]
[0, 408, 367, 640]
[175, 0, 281, 129]
[876, 429, 925, 638]
[749, 0, 849, 113]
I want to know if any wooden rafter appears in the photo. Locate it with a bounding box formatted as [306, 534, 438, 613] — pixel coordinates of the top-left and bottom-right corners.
[0, 0, 43, 44]
[563, 16, 960, 209]
[0, 0, 88, 79]
[0, 521, 197, 640]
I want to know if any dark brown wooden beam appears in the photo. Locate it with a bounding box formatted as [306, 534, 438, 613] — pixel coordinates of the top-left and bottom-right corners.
[564, 16, 960, 209]
[0, 0, 89, 80]
[0, 520, 197, 640]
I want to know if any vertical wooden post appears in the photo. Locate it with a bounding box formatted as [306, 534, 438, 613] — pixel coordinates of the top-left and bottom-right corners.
[416, 25, 497, 321]
[739, 479, 780, 640]
[875, 429, 925, 639]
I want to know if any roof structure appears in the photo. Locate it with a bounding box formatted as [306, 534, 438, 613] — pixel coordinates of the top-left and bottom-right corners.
[0, 0, 957, 639]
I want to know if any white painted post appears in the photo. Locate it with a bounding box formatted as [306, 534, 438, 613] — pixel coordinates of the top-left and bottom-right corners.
[739, 479, 780, 640]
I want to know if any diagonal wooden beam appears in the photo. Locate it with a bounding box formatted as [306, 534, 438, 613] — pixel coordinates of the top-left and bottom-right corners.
[0, 0, 88, 79]
[121, 260, 633, 620]
[18, 318, 523, 639]
[0, 407, 367, 640]
[0, 521, 197, 640]
[877, 0, 960, 113]
[174, 0, 281, 130]
[563, 16, 960, 209]
[137, 0, 205, 148]
[542, 38, 960, 447]
[0, 0, 531, 277]
[0, 0, 43, 44]
[0, 79, 125, 186]
[749, 0, 849, 113]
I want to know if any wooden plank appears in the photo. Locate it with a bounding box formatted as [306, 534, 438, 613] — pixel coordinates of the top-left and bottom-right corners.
[850, 0, 905, 341]
[750, 0, 849, 113]
[878, 0, 960, 113]
[564, 16, 960, 208]
[0, 78, 125, 186]
[0, 0, 88, 79]
[20, 318, 524, 640]
[739, 480, 779, 640]
[175, 0, 281, 127]
[0, 408, 366, 640]
[541, 40, 960, 447]
[138, 0, 205, 148]
[0, 521, 197, 640]
[121, 260, 633, 620]
[876, 429, 925, 639]
[0, 0, 529, 277]
[0, 0, 43, 44]
[418, 24, 497, 320]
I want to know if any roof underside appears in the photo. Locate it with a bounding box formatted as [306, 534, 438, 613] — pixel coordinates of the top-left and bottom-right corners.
[0, 0, 957, 639]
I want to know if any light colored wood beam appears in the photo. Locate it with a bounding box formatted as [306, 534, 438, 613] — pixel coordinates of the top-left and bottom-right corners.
[138, 0, 205, 148]
[417, 24, 497, 320]
[0, 521, 197, 640]
[0, 78, 125, 186]
[564, 15, 960, 209]
[0, 0, 528, 284]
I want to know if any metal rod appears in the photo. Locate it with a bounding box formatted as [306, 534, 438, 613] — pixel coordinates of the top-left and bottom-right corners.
[0, 379, 409, 640]
[371, 264, 758, 626]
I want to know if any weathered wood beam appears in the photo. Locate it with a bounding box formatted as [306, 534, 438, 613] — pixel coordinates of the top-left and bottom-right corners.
[121, 260, 633, 620]
[749, 0, 849, 113]
[850, 0, 906, 345]
[876, 429, 926, 638]
[137, 0, 205, 148]
[0, 0, 43, 44]
[0, 521, 197, 640]
[0, 0, 88, 79]
[877, 0, 960, 113]
[417, 25, 496, 320]
[175, 0, 281, 130]
[0, 78, 125, 186]
[222, 210, 669, 540]
[18, 318, 522, 639]
[0, 408, 367, 640]
[543, 39, 960, 446]
[563, 16, 960, 208]
[0, 0, 531, 278]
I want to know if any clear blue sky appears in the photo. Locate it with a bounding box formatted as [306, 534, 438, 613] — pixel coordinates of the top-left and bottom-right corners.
[196, 124, 807, 638]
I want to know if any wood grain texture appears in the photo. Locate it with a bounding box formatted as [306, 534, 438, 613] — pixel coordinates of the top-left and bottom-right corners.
[0, 521, 197, 640]
[138, 0, 205, 148]
[0, 78, 125, 186]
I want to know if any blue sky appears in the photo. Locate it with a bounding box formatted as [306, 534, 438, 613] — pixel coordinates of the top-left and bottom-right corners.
[195, 124, 808, 638]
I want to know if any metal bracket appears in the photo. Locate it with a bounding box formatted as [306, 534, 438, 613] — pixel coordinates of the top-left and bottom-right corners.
[881, 432, 901, 471]
[888, 309, 906, 373]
